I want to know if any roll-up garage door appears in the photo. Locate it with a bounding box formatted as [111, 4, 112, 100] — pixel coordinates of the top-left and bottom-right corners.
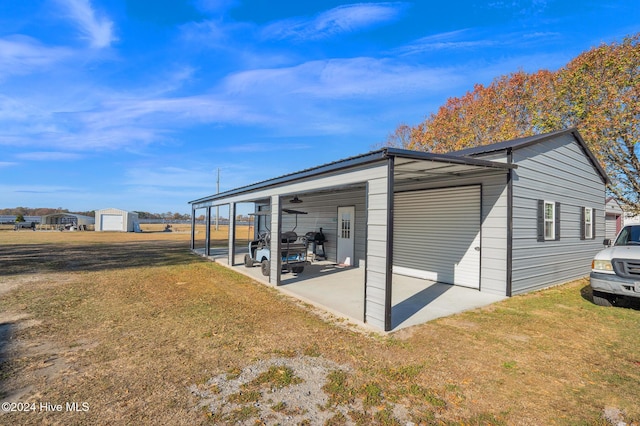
[101, 214, 123, 231]
[393, 186, 481, 288]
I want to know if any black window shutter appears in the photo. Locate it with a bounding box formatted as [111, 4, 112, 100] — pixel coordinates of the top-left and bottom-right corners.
[580, 207, 586, 240]
[537, 200, 544, 242]
[555, 202, 561, 241]
[592, 208, 596, 239]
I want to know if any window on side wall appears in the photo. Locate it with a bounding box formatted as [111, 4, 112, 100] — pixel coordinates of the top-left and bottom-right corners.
[537, 200, 560, 242]
[581, 207, 595, 240]
[544, 201, 555, 240]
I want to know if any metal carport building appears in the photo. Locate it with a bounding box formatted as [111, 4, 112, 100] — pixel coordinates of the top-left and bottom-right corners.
[189, 129, 607, 332]
[40, 213, 95, 230]
[190, 147, 516, 331]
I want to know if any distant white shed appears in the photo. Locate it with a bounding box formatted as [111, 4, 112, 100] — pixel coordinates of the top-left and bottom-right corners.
[95, 208, 139, 232]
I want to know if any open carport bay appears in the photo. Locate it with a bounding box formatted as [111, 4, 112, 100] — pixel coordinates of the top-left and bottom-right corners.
[204, 249, 505, 331]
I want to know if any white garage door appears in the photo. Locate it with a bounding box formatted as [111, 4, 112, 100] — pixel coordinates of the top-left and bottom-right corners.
[101, 214, 123, 231]
[393, 186, 481, 289]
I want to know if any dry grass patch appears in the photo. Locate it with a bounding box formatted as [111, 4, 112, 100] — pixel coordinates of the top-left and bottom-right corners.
[0, 230, 639, 425]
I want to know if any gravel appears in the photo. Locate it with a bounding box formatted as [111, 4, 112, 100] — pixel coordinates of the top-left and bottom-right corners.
[190, 355, 411, 425]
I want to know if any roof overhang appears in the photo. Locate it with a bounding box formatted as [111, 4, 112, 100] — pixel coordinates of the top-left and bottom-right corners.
[189, 148, 514, 207]
[386, 148, 514, 186]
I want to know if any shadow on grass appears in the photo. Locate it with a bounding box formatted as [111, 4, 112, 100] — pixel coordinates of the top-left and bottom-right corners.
[0, 240, 201, 277]
[0, 322, 13, 397]
[580, 285, 640, 311]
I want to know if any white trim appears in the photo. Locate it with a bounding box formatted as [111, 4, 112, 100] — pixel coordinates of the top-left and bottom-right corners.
[585, 207, 593, 239]
[544, 201, 555, 240]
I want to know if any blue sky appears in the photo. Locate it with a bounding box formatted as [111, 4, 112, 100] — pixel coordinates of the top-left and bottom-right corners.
[1, 0, 638, 215]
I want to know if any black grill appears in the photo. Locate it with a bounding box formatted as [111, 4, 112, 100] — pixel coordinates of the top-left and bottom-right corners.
[612, 258, 640, 278]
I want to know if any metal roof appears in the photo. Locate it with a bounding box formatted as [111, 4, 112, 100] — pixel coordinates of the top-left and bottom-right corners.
[189, 147, 515, 205]
[41, 213, 95, 225]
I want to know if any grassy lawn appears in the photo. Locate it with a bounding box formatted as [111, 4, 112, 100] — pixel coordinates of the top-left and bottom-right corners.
[0, 230, 638, 425]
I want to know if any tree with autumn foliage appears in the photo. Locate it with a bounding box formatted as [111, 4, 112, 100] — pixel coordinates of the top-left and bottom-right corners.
[388, 34, 640, 211]
[556, 35, 640, 210]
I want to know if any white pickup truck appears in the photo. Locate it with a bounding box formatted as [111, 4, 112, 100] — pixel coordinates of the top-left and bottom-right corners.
[590, 224, 640, 307]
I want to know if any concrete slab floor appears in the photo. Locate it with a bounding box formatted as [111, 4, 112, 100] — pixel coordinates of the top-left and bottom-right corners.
[195, 248, 506, 332]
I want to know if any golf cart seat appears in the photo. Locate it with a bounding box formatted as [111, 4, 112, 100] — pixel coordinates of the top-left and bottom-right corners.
[281, 231, 297, 243]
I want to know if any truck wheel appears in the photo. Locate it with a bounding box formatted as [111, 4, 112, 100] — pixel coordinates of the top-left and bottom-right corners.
[592, 290, 614, 307]
[261, 260, 270, 276]
[244, 254, 253, 268]
[291, 266, 304, 274]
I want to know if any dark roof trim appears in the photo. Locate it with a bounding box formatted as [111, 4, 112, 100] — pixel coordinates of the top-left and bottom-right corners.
[383, 147, 515, 169]
[41, 213, 93, 219]
[189, 147, 514, 205]
[189, 150, 388, 205]
[451, 128, 609, 184]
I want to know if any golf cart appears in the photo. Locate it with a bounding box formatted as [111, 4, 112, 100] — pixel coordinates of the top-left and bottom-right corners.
[244, 208, 309, 276]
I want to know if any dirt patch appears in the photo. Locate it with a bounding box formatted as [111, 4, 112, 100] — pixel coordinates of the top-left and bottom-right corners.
[191, 355, 417, 425]
[0, 276, 43, 297]
[191, 356, 350, 424]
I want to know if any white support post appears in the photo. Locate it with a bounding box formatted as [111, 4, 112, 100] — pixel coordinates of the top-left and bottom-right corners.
[269, 195, 281, 285]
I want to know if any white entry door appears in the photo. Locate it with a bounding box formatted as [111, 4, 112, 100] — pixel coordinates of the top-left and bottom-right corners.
[337, 206, 355, 266]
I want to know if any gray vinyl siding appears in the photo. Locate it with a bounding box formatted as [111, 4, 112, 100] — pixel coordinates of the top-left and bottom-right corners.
[366, 174, 390, 330]
[393, 172, 508, 295]
[511, 134, 606, 294]
[280, 187, 366, 265]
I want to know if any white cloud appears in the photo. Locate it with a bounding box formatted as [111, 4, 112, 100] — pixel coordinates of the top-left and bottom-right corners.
[223, 57, 460, 99]
[0, 49, 464, 152]
[3, 184, 74, 194]
[395, 30, 497, 55]
[56, 0, 116, 48]
[0, 36, 72, 79]
[396, 28, 563, 56]
[0, 161, 17, 168]
[262, 2, 407, 41]
[15, 151, 83, 161]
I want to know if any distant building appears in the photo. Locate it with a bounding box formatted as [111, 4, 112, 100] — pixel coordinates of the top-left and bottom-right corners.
[605, 197, 624, 240]
[40, 213, 94, 230]
[95, 208, 140, 232]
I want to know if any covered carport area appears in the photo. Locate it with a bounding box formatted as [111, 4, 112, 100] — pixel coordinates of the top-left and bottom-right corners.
[39, 213, 95, 231]
[189, 148, 514, 331]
